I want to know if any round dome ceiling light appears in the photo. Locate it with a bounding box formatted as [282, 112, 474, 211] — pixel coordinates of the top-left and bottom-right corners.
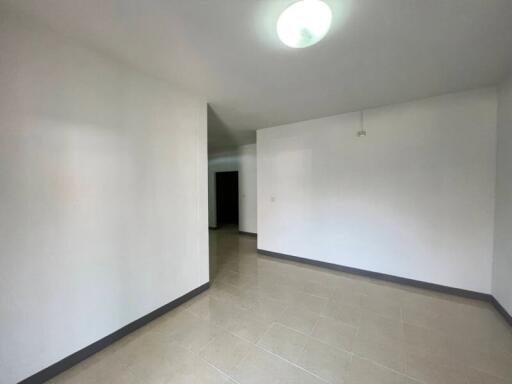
[277, 0, 332, 48]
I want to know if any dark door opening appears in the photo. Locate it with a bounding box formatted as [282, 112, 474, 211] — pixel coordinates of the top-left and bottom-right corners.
[215, 171, 239, 228]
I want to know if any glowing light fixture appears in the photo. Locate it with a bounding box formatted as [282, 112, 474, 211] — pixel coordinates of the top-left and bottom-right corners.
[277, 0, 332, 48]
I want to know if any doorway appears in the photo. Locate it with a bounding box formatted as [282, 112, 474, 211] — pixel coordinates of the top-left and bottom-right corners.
[215, 171, 239, 228]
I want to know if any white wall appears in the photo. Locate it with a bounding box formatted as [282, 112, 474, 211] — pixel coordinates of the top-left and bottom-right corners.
[238, 144, 257, 234]
[258, 89, 497, 293]
[208, 145, 257, 233]
[0, 10, 208, 384]
[493, 76, 512, 314]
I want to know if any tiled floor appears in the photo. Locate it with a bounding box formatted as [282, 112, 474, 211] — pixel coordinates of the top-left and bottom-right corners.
[49, 228, 512, 384]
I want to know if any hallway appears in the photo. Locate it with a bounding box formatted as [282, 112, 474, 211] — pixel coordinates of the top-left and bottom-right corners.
[49, 229, 512, 384]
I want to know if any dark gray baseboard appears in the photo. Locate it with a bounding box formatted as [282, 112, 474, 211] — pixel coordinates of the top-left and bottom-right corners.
[208, 226, 218, 230]
[491, 296, 512, 327]
[239, 231, 257, 237]
[18, 282, 210, 384]
[258, 248, 511, 326]
[257, 248, 489, 300]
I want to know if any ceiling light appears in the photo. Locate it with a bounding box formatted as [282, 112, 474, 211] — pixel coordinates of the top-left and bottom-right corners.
[277, 0, 332, 48]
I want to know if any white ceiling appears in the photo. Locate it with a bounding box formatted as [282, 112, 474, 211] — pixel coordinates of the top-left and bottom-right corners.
[3, 0, 512, 152]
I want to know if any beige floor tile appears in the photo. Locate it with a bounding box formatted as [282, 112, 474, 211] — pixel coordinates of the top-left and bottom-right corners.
[311, 316, 357, 352]
[404, 348, 468, 384]
[352, 334, 406, 372]
[277, 306, 322, 335]
[323, 300, 362, 327]
[360, 294, 402, 320]
[402, 323, 451, 357]
[359, 311, 404, 344]
[127, 341, 191, 383]
[466, 367, 511, 384]
[188, 295, 240, 325]
[148, 308, 199, 337]
[167, 316, 224, 353]
[257, 323, 309, 363]
[345, 356, 419, 384]
[231, 345, 325, 384]
[401, 295, 461, 334]
[185, 294, 218, 318]
[256, 280, 298, 302]
[114, 330, 188, 369]
[494, 327, 512, 356]
[246, 299, 288, 324]
[162, 355, 232, 384]
[330, 288, 365, 308]
[47, 348, 138, 384]
[209, 282, 254, 309]
[216, 269, 257, 290]
[331, 276, 370, 297]
[464, 345, 512, 381]
[207, 300, 247, 330]
[48, 367, 140, 384]
[283, 367, 330, 384]
[301, 279, 335, 298]
[230, 345, 287, 384]
[290, 292, 330, 314]
[365, 281, 406, 300]
[199, 331, 252, 375]
[223, 308, 271, 343]
[296, 338, 352, 384]
[352, 312, 407, 372]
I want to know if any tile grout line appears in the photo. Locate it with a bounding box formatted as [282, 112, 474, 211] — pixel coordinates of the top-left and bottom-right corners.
[202, 357, 244, 384]
[294, 316, 322, 368]
[262, 306, 430, 384]
[253, 342, 332, 384]
[180, 310, 249, 383]
[258, 320, 356, 382]
[204, 286, 466, 384]
[196, 314, 332, 384]
[274, 319, 356, 355]
[351, 354, 427, 384]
